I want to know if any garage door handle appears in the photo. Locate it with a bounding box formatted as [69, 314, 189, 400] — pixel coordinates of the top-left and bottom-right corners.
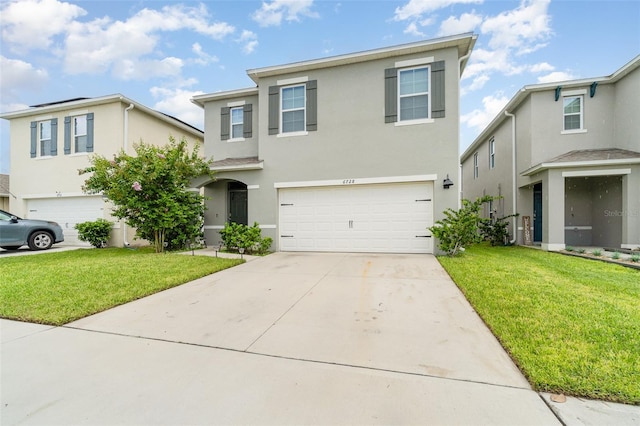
[415, 235, 432, 238]
[415, 199, 431, 202]
[280, 203, 294, 206]
[281, 235, 294, 238]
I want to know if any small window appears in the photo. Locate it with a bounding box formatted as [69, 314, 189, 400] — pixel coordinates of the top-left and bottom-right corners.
[399, 66, 430, 121]
[563, 96, 583, 131]
[281, 85, 305, 133]
[489, 138, 495, 169]
[230, 107, 243, 139]
[39, 120, 53, 156]
[473, 152, 479, 179]
[73, 115, 88, 152]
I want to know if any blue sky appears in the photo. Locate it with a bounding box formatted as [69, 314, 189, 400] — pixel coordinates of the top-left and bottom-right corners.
[1, 0, 639, 174]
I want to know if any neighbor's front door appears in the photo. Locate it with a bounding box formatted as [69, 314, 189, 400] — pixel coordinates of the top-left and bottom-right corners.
[533, 183, 542, 242]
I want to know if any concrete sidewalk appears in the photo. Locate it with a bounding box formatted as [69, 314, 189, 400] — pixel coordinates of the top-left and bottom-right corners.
[1, 252, 637, 425]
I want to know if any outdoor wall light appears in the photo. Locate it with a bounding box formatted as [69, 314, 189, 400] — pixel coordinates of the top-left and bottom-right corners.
[443, 175, 454, 189]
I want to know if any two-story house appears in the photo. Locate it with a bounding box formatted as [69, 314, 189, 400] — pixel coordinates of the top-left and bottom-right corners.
[0, 95, 204, 247]
[192, 33, 477, 254]
[461, 56, 640, 251]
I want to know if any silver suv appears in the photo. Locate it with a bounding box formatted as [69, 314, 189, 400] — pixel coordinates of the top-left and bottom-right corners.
[0, 209, 65, 250]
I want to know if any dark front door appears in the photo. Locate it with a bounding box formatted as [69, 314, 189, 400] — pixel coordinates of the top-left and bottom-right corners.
[533, 183, 542, 242]
[228, 182, 248, 225]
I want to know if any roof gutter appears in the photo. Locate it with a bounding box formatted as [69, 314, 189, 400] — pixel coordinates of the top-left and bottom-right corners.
[504, 110, 517, 245]
[457, 49, 473, 209]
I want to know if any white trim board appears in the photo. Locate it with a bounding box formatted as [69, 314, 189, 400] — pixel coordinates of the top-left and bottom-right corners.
[562, 168, 631, 177]
[274, 174, 437, 189]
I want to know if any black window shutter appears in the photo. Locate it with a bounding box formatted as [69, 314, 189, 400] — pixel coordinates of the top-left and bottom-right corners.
[220, 107, 230, 140]
[306, 80, 317, 131]
[64, 116, 71, 154]
[30, 121, 37, 158]
[431, 61, 445, 118]
[86, 113, 94, 152]
[268, 85, 280, 135]
[50, 118, 58, 156]
[384, 68, 398, 123]
[243, 104, 252, 138]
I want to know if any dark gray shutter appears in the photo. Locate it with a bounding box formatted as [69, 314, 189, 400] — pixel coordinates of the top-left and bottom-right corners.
[384, 68, 398, 123]
[268, 85, 280, 135]
[306, 80, 317, 131]
[64, 116, 71, 154]
[220, 107, 230, 140]
[50, 118, 58, 156]
[243, 104, 252, 138]
[30, 121, 37, 158]
[431, 61, 445, 118]
[86, 113, 94, 152]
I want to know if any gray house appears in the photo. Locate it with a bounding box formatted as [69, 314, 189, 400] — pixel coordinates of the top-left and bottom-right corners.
[461, 55, 640, 251]
[193, 33, 477, 254]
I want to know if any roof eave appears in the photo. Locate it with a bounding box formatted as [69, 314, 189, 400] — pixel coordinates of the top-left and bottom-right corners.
[522, 158, 640, 176]
[191, 87, 259, 108]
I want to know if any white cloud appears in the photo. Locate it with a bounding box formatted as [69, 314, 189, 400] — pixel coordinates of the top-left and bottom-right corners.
[192, 43, 219, 65]
[253, 0, 318, 27]
[438, 12, 482, 36]
[404, 22, 425, 37]
[529, 62, 554, 73]
[0, 0, 86, 53]
[394, 0, 483, 21]
[461, 94, 509, 132]
[480, 0, 552, 51]
[150, 85, 206, 130]
[537, 71, 577, 84]
[237, 30, 259, 54]
[0, 56, 49, 100]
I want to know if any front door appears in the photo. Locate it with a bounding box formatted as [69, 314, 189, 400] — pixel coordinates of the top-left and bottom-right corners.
[228, 182, 248, 225]
[533, 183, 542, 242]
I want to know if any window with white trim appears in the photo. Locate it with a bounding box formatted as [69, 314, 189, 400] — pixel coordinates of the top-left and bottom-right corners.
[398, 66, 430, 121]
[473, 152, 479, 179]
[230, 107, 243, 139]
[489, 138, 495, 169]
[281, 85, 306, 133]
[563, 95, 583, 131]
[39, 120, 53, 156]
[73, 115, 88, 152]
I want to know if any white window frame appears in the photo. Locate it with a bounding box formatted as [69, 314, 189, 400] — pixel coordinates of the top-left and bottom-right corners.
[280, 84, 306, 134]
[73, 115, 88, 153]
[473, 152, 479, 179]
[489, 138, 495, 169]
[562, 95, 584, 133]
[39, 120, 53, 157]
[398, 65, 431, 122]
[230, 107, 244, 140]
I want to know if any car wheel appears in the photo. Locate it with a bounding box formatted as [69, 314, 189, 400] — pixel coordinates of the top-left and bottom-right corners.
[28, 231, 54, 250]
[1, 246, 22, 250]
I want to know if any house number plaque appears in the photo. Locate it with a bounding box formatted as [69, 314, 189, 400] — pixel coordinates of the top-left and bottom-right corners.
[342, 179, 356, 184]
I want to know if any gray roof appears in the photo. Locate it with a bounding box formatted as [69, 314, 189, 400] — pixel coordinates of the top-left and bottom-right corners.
[210, 157, 263, 172]
[546, 148, 640, 163]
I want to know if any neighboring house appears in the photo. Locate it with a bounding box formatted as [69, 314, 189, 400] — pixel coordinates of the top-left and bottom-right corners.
[192, 33, 477, 254]
[0, 95, 204, 246]
[0, 174, 9, 211]
[461, 56, 640, 251]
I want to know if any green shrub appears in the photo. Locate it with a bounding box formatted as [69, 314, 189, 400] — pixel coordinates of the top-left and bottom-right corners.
[219, 222, 272, 255]
[612, 251, 621, 260]
[631, 255, 639, 263]
[592, 249, 602, 256]
[75, 219, 113, 248]
[479, 213, 519, 246]
[577, 248, 586, 254]
[566, 246, 575, 252]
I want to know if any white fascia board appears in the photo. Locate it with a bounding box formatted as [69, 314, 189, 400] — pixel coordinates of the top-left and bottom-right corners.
[274, 174, 437, 189]
[210, 161, 264, 172]
[191, 87, 259, 107]
[562, 168, 632, 177]
[523, 160, 639, 176]
[22, 192, 97, 199]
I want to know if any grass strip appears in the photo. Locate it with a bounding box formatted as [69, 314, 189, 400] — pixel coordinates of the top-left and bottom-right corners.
[438, 244, 639, 405]
[0, 247, 243, 326]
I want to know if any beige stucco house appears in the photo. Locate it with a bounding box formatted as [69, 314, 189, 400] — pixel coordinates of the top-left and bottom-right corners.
[0, 95, 204, 246]
[461, 55, 640, 251]
[0, 174, 9, 211]
[192, 33, 477, 254]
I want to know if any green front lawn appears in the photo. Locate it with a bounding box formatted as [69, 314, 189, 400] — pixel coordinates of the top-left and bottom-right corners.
[438, 244, 640, 404]
[0, 248, 243, 326]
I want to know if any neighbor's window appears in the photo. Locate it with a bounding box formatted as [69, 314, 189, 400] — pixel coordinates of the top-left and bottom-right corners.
[281, 85, 305, 133]
[73, 115, 88, 152]
[473, 152, 479, 179]
[230, 107, 243, 139]
[563, 96, 583, 131]
[39, 120, 53, 156]
[399, 66, 430, 121]
[489, 138, 495, 169]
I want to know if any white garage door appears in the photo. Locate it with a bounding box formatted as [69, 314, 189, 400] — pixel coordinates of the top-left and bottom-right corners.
[279, 182, 434, 253]
[27, 196, 105, 245]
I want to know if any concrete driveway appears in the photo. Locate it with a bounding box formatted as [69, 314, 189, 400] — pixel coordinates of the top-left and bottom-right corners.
[2, 252, 561, 425]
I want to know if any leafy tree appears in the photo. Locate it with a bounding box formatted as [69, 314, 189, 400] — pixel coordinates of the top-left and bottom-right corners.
[429, 195, 494, 256]
[79, 137, 213, 253]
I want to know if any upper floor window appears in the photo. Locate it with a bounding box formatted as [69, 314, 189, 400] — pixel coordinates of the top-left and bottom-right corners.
[73, 115, 88, 152]
[281, 85, 306, 133]
[563, 95, 583, 131]
[30, 118, 58, 158]
[63, 113, 94, 154]
[473, 152, 479, 179]
[489, 138, 495, 169]
[231, 107, 244, 139]
[399, 66, 430, 121]
[268, 80, 317, 136]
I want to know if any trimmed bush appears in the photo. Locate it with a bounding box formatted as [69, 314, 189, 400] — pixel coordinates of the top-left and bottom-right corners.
[75, 219, 113, 248]
[219, 222, 272, 255]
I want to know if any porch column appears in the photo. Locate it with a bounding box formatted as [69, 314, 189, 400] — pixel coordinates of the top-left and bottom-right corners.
[622, 171, 640, 249]
[542, 170, 565, 251]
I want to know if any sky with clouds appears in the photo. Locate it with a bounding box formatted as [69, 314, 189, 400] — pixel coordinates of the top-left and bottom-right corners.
[1, 0, 639, 174]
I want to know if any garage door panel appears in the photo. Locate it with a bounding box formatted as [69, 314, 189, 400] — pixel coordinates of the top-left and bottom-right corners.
[279, 182, 434, 254]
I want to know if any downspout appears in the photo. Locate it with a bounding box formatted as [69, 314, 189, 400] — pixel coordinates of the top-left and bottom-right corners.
[457, 50, 472, 209]
[122, 103, 134, 247]
[504, 110, 517, 244]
